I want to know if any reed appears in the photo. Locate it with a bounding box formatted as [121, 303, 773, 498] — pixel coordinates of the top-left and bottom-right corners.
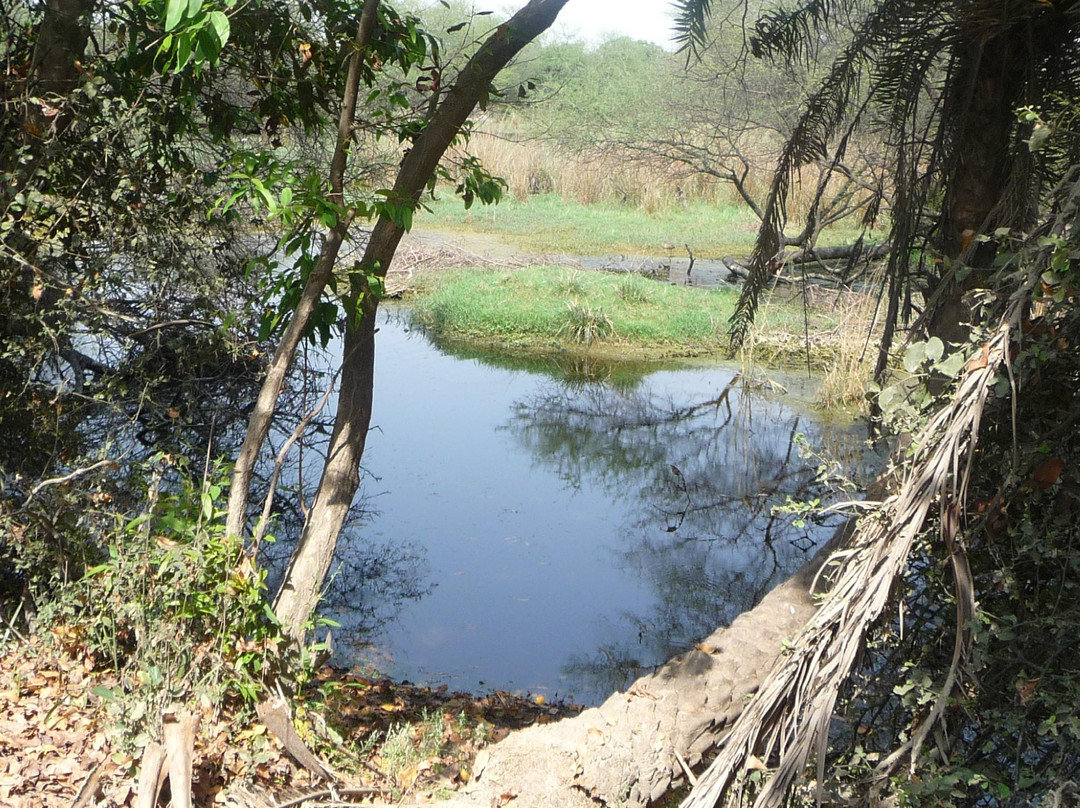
[449, 121, 870, 224]
[814, 287, 882, 413]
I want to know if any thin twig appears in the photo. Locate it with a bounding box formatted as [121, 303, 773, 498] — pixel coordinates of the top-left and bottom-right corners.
[25, 458, 119, 505]
[251, 365, 341, 549]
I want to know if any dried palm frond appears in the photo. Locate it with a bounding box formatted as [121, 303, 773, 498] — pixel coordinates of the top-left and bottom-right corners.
[681, 268, 1039, 808]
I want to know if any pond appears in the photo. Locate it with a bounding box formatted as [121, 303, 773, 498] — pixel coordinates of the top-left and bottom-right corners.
[273, 306, 868, 706]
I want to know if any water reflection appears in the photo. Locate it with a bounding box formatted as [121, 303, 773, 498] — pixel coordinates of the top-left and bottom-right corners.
[332, 308, 864, 704]
[506, 369, 861, 697]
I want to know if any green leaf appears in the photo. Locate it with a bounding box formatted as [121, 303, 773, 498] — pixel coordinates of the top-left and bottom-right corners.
[903, 342, 926, 373]
[187, 0, 204, 19]
[92, 686, 120, 702]
[157, 33, 174, 60]
[925, 336, 944, 363]
[878, 384, 900, 413]
[937, 351, 966, 377]
[165, 0, 186, 31]
[175, 32, 192, 71]
[208, 10, 230, 49]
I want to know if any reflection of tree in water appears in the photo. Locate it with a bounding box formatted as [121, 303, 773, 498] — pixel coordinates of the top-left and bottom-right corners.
[265, 529, 431, 655]
[0, 322, 428, 643]
[257, 383, 431, 652]
[254, 345, 432, 652]
[508, 372, 863, 698]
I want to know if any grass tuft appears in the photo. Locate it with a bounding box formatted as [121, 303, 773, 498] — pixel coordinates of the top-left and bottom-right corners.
[618, 274, 652, 304]
[560, 301, 615, 347]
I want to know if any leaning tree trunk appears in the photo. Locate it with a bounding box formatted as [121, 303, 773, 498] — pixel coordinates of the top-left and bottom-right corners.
[225, 0, 382, 541]
[272, 0, 571, 641]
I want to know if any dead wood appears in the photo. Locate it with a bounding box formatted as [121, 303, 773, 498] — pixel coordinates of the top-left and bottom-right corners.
[787, 242, 888, 263]
[133, 710, 200, 808]
[163, 711, 198, 808]
[257, 695, 336, 781]
[340, 524, 852, 808]
[134, 742, 167, 808]
[678, 266, 1037, 808]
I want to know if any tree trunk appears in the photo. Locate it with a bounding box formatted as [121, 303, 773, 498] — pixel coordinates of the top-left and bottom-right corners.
[272, 0, 571, 640]
[25, 0, 93, 137]
[930, 30, 1028, 342]
[226, 0, 381, 541]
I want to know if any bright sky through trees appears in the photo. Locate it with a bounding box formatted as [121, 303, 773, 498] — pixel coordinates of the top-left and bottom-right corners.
[504, 0, 677, 48]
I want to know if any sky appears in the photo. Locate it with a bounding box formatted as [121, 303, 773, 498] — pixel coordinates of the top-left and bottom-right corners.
[503, 0, 679, 48]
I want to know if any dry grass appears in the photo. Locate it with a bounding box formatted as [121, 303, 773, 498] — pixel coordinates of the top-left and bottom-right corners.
[455, 129, 745, 212]
[815, 287, 882, 413]
[734, 279, 881, 412]
[451, 122, 871, 222]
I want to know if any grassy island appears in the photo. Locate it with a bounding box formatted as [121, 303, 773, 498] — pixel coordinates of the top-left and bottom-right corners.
[408, 265, 846, 363]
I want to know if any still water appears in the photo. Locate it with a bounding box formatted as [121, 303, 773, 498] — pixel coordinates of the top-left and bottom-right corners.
[295, 307, 865, 706]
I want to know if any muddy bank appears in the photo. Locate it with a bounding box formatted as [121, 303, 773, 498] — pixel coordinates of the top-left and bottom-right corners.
[350, 228, 741, 294]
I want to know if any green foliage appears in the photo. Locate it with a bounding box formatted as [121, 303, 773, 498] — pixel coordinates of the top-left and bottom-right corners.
[452, 155, 507, 210]
[868, 336, 970, 427]
[45, 455, 288, 744]
[494, 35, 677, 145]
[154, 0, 234, 73]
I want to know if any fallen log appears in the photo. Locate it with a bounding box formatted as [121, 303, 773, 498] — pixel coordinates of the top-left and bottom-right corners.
[327, 525, 853, 808]
[788, 242, 888, 263]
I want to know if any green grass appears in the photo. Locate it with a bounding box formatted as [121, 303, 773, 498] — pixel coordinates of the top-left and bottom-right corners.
[415, 192, 881, 258]
[409, 266, 841, 361]
[416, 193, 760, 257]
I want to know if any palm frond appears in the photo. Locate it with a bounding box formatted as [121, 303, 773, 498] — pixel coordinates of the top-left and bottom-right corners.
[749, 0, 856, 64]
[672, 0, 713, 62]
[730, 0, 953, 348]
[729, 2, 881, 345]
[687, 260, 1039, 808]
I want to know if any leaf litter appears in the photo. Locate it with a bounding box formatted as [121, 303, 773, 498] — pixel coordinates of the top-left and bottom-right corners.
[0, 634, 582, 806]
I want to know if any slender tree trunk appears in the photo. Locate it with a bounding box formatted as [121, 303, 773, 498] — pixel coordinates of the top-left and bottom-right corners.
[25, 0, 93, 137]
[272, 0, 571, 640]
[226, 0, 381, 541]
